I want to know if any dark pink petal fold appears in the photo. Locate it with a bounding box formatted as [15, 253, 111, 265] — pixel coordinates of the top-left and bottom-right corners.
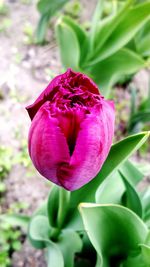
[26, 69, 115, 191]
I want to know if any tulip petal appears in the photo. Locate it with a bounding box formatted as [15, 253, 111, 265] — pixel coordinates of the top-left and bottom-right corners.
[26, 74, 63, 120]
[26, 69, 100, 120]
[28, 102, 70, 187]
[56, 101, 115, 191]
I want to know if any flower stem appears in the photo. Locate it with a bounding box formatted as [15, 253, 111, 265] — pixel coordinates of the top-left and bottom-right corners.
[57, 187, 70, 229]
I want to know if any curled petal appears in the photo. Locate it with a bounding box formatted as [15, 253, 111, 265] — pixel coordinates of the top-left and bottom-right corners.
[28, 102, 70, 187]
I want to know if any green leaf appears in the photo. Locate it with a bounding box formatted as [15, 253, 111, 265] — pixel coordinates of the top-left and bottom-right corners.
[86, 48, 145, 96]
[57, 230, 82, 267]
[79, 203, 148, 266]
[135, 20, 150, 57]
[120, 160, 144, 186]
[140, 187, 150, 223]
[47, 244, 64, 267]
[37, 0, 68, 15]
[123, 239, 150, 267]
[137, 33, 150, 57]
[61, 16, 88, 65]
[120, 171, 143, 217]
[94, 132, 149, 188]
[36, 0, 69, 44]
[0, 214, 29, 230]
[56, 20, 80, 69]
[67, 132, 149, 230]
[93, 1, 150, 62]
[96, 160, 144, 215]
[28, 215, 51, 249]
[140, 244, 150, 265]
[62, 16, 87, 49]
[93, 0, 134, 55]
[36, 14, 50, 44]
[90, 0, 104, 50]
[129, 110, 150, 131]
[96, 170, 125, 204]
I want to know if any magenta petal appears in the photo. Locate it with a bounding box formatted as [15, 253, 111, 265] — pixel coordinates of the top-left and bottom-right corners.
[27, 69, 115, 191]
[26, 74, 63, 120]
[26, 69, 100, 120]
[57, 101, 115, 191]
[28, 102, 70, 187]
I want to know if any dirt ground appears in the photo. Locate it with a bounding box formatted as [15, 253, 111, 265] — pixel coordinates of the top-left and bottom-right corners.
[0, 0, 149, 266]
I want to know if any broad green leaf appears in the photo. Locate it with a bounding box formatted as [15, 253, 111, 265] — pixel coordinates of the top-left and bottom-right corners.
[140, 187, 150, 223]
[96, 160, 144, 216]
[79, 204, 148, 266]
[0, 214, 29, 230]
[135, 162, 150, 177]
[120, 171, 143, 217]
[61, 16, 88, 66]
[123, 241, 150, 267]
[37, 0, 68, 15]
[28, 215, 51, 249]
[66, 132, 149, 230]
[86, 48, 145, 96]
[92, 1, 150, 62]
[46, 243, 64, 267]
[120, 160, 144, 186]
[62, 16, 87, 49]
[56, 20, 80, 69]
[96, 170, 125, 204]
[93, 0, 134, 54]
[140, 244, 150, 265]
[58, 230, 82, 267]
[93, 132, 149, 188]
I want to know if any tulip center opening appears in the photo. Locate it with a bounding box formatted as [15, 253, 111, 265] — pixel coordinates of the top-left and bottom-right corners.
[48, 71, 102, 155]
[52, 107, 86, 156]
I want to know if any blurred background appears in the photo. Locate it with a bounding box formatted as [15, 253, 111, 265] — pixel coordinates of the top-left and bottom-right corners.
[0, 0, 150, 266]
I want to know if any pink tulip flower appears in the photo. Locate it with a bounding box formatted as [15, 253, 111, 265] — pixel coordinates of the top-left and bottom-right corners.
[26, 69, 115, 191]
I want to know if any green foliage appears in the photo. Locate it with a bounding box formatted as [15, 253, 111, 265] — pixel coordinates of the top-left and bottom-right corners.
[56, 0, 150, 96]
[0, 1, 9, 16]
[36, 0, 70, 44]
[128, 82, 150, 134]
[0, 142, 31, 266]
[0, 146, 13, 197]
[25, 132, 150, 266]
[0, 18, 11, 33]
[23, 22, 35, 45]
[0, 141, 32, 200]
[64, 0, 82, 18]
[0, 222, 22, 267]
[79, 204, 149, 267]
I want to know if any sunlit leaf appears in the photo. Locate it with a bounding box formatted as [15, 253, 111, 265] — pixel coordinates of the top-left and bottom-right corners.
[120, 171, 143, 217]
[92, 1, 150, 62]
[66, 132, 149, 230]
[28, 215, 51, 249]
[56, 20, 80, 69]
[79, 203, 148, 266]
[57, 230, 82, 267]
[86, 48, 145, 96]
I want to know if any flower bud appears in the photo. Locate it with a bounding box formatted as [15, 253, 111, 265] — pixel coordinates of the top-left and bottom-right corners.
[26, 69, 115, 191]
